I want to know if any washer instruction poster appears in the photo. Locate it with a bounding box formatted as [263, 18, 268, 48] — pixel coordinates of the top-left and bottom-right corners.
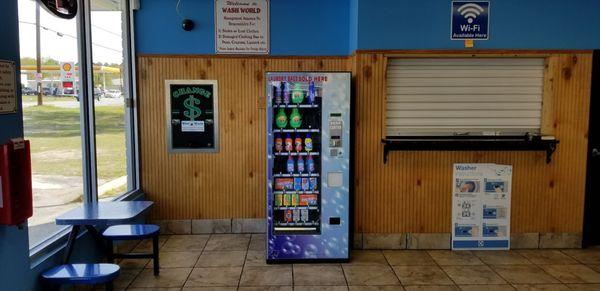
[452, 163, 512, 250]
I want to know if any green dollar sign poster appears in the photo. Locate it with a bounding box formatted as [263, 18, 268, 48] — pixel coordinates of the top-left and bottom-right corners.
[165, 80, 219, 152]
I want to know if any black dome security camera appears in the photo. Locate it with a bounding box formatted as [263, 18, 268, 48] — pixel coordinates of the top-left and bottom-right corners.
[182, 19, 195, 31]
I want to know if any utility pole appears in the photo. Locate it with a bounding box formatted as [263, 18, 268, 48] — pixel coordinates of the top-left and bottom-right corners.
[36, 1, 43, 106]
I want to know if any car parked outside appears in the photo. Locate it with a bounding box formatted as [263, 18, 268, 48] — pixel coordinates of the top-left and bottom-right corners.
[105, 89, 122, 98]
[21, 87, 37, 95]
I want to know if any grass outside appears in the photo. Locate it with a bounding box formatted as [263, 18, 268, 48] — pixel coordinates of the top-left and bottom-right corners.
[22, 95, 76, 103]
[24, 103, 127, 182]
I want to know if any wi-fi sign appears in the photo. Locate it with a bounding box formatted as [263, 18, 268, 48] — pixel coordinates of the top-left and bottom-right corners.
[451, 1, 489, 40]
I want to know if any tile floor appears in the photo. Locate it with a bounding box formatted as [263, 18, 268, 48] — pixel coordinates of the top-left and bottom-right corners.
[90, 234, 600, 290]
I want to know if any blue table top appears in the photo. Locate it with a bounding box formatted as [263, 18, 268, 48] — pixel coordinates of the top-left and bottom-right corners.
[42, 263, 120, 284]
[55, 201, 154, 226]
[103, 224, 160, 240]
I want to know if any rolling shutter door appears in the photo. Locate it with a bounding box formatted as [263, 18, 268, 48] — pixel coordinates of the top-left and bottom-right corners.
[386, 58, 545, 137]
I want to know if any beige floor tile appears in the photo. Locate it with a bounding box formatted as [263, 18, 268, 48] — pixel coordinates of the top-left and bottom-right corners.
[118, 257, 149, 269]
[427, 250, 483, 266]
[204, 234, 251, 251]
[403, 286, 459, 291]
[442, 265, 506, 285]
[133, 235, 170, 252]
[238, 287, 293, 291]
[130, 268, 192, 288]
[162, 235, 210, 252]
[195, 250, 247, 267]
[249, 234, 266, 251]
[492, 265, 559, 284]
[182, 287, 238, 291]
[184, 267, 242, 287]
[538, 264, 600, 283]
[239, 265, 292, 286]
[459, 285, 515, 291]
[473, 251, 531, 265]
[348, 287, 405, 291]
[293, 265, 346, 286]
[294, 286, 349, 291]
[245, 250, 268, 266]
[391, 265, 453, 286]
[383, 250, 436, 266]
[345, 251, 388, 266]
[127, 288, 182, 291]
[564, 284, 600, 290]
[111, 268, 141, 289]
[517, 250, 578, 265]
[146, 251, 201, 268]
[512, 284, 570, 291]
[562, 249, 600, 265]
[343, 265, 400, 286]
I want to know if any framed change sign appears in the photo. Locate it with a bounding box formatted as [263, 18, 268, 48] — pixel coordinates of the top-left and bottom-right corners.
[165, 80, 219, 153]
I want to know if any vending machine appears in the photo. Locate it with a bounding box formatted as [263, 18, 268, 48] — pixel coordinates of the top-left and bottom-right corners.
[266, 72, 351, 263]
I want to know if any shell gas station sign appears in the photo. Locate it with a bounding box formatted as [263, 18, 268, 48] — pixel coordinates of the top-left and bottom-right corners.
[60, 62, 75, 91]
[60, 62, 74, 82]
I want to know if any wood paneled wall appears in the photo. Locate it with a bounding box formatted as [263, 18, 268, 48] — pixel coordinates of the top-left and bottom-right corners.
[138, 52, 592, 234]
[353, 52, 592, 234]
[137, 56, 351, 219]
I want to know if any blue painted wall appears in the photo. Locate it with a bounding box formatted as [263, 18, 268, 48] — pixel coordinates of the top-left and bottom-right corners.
[135, 0, 350, 55]
[349, 0, 358, 52]
[356, 0, 600, 50]
[135, 0, 600, 55]
[0, 1, 28, 289]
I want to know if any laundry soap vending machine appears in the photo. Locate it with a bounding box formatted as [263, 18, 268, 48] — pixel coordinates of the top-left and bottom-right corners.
[266, 72, 351, 263]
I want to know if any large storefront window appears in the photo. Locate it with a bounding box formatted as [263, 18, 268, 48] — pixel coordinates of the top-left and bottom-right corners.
[90, 1, 133, 200]
[18, 0, 138, 250]
[18, 0, 83, 248]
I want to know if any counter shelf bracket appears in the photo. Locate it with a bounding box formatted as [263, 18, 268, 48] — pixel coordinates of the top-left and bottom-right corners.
[381, 136, 559, 164]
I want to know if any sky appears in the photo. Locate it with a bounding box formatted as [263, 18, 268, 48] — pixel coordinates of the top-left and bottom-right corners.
[18, 0, 124, 64]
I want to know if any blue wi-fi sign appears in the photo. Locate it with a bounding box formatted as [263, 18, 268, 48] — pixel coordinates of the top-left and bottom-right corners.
[451, 1, 490, 40]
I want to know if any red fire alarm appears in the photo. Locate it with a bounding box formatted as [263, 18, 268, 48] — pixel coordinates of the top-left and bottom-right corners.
[0, 138, 33, 225]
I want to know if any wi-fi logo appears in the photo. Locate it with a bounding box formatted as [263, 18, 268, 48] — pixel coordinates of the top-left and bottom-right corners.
[458, 3, 484, 24]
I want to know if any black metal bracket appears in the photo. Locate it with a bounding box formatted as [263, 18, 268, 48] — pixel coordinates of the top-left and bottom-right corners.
[382, 136, 559, 164]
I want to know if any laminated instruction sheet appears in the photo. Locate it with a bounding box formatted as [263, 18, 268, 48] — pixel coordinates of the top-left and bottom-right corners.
[452, 163, 512, 250]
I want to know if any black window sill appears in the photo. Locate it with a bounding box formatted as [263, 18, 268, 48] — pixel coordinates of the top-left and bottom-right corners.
[382, 135, 559, 164]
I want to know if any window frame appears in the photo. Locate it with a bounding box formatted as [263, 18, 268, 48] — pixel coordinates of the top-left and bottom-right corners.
[28, 0, 141, 261]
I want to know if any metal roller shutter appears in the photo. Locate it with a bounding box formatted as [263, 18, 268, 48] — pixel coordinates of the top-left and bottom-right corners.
[386, 58, 545, 137]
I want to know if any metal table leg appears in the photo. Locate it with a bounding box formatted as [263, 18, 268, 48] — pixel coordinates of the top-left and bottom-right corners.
[63, 225, 80, 264]
[84, 225, 107, 257]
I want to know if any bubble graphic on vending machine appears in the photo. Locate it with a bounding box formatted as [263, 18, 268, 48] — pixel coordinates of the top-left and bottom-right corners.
[304, 244, 319, 257]
[291, 244, 301, 255]
[281, 241, 295, 254]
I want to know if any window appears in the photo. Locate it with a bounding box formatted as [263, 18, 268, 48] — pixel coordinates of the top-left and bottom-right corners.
[18, 0, 139, 251]
[19, 0, 84, 249]
[90, 0, 135, 200]
[385, 58, 545, 137]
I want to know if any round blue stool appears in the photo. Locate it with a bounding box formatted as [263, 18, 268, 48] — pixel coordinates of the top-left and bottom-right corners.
[103, 224, 160, 276]
[41, 263, 120, 291]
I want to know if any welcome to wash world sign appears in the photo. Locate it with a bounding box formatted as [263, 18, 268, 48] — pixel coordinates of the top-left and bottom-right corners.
[451, 1, 489, 40]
